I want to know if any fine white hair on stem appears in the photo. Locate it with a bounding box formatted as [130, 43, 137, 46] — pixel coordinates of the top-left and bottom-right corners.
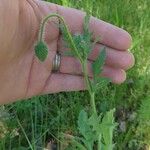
[38, 18, 48, 41]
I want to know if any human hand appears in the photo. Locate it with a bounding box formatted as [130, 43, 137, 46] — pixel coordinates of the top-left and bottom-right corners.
[0, 0, 134, 104]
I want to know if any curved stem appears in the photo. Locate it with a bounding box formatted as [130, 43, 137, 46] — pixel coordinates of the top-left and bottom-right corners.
[38, 13, 82, 61]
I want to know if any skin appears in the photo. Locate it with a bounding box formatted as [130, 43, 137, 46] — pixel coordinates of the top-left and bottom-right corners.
[0, 0, 135, 104]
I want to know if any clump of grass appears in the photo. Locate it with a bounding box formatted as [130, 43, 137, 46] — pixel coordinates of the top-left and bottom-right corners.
[136, 96, 150, 146]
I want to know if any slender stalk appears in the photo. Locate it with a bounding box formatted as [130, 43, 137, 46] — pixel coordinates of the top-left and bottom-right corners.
[82, 61, 97, 115]
[38, 14, 82, 61]
[98, 134, 102, 150]
[82, 61, 92, 94]
[90, 92, 97, 115]
[17, 118, 34, 150]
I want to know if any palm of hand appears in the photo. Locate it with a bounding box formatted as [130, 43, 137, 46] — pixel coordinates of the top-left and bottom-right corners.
[0, 0, 134, 104]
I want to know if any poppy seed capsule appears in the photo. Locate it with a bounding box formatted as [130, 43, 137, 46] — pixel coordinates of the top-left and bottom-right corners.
[35, 41, 48, 62]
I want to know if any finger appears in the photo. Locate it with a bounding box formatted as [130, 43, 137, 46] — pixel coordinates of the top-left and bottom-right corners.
[57, 5, 132, 50]
[102, 67, 126, 84]
[43, 73, 85, 94]
[59, 56, 126, 84]
[58, 38, 135, 70]
[89, 44, 135, 70]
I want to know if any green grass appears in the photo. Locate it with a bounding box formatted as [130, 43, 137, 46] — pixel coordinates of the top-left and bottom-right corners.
[0, 0, 150, 149]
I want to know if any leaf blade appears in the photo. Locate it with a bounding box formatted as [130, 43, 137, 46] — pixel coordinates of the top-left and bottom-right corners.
[92, 47, 107, 78]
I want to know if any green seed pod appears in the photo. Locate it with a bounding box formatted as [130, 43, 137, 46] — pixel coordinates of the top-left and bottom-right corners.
[34, 41, 48, 62]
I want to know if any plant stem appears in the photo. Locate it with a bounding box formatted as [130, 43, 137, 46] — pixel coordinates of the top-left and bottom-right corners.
[38, 13, 82, 61]
[17, 118, 34, 150]
[82, 61, 97, 115]
[82, 61, 92, 94]
[91, 92, 97, 115]
[39, 13, 97, 115]
[98, 134, 102, 150]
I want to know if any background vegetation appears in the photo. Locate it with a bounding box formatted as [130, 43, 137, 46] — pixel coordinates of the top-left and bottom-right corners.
[0, 0, 150, 149]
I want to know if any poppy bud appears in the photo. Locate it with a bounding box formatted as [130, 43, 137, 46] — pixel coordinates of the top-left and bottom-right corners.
[34, 41, 48, 62]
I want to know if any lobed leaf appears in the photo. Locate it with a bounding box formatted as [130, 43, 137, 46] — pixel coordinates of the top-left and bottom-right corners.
[92, 47, 107, 79]
[78, 110, 92, 141]
[78, 110, 95, 149]
[83, 14, 94, 56]
[88, 113, 102, 133]
[87, 109, 117, 150]
[100, 109, 117, 150]
[59, 23, 73, 50]
[95, 77, 111, 90]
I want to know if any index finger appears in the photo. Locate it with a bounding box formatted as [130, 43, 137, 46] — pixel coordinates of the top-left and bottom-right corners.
[57, 5, 132, 50]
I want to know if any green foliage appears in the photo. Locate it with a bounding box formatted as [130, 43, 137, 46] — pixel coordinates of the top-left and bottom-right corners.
[78, 110, 95, 149]
[34, 41, 48, 62]
[138, 96, 150, 122]
[92, 48, 106, 78]
[61, 13, 93, 61]
[59, 23, 76, 56]
[91, 48, 110, 92]
[99, 109, 117, 150]
[93, 77, 110, 93]
[82, 14, 94, 56]
[69, 109, 116, 150]
[135, 96, 150, 145]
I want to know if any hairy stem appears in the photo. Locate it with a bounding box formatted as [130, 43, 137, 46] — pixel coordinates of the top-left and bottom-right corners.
[98, 134, 102, 150]
[91, 92, 97, 115]
[82, 61, 97, 115]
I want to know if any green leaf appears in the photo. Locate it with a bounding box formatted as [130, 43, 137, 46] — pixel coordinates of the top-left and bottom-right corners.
[100, 109, 117, 150]
[88, 113, 102, 133]
[77, 110, 95, 149]
[78, 110, 91, 140]
[59, 23, 73, 50]
[138, 96, 150, 122]
[71, 34, 87, 59]
[87, 109, 117, 150]
[92, 47, 106, 79]
[83, 14, 94, 56]
[95, 77, 111, 90]
[34, 41, 48, 62]
[59, 24, 82, 59]
[77, 109, 117, 150]
[83, 14, 91, 34]
[91, 77, 110, 93]
[59, 14, 94, 61]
